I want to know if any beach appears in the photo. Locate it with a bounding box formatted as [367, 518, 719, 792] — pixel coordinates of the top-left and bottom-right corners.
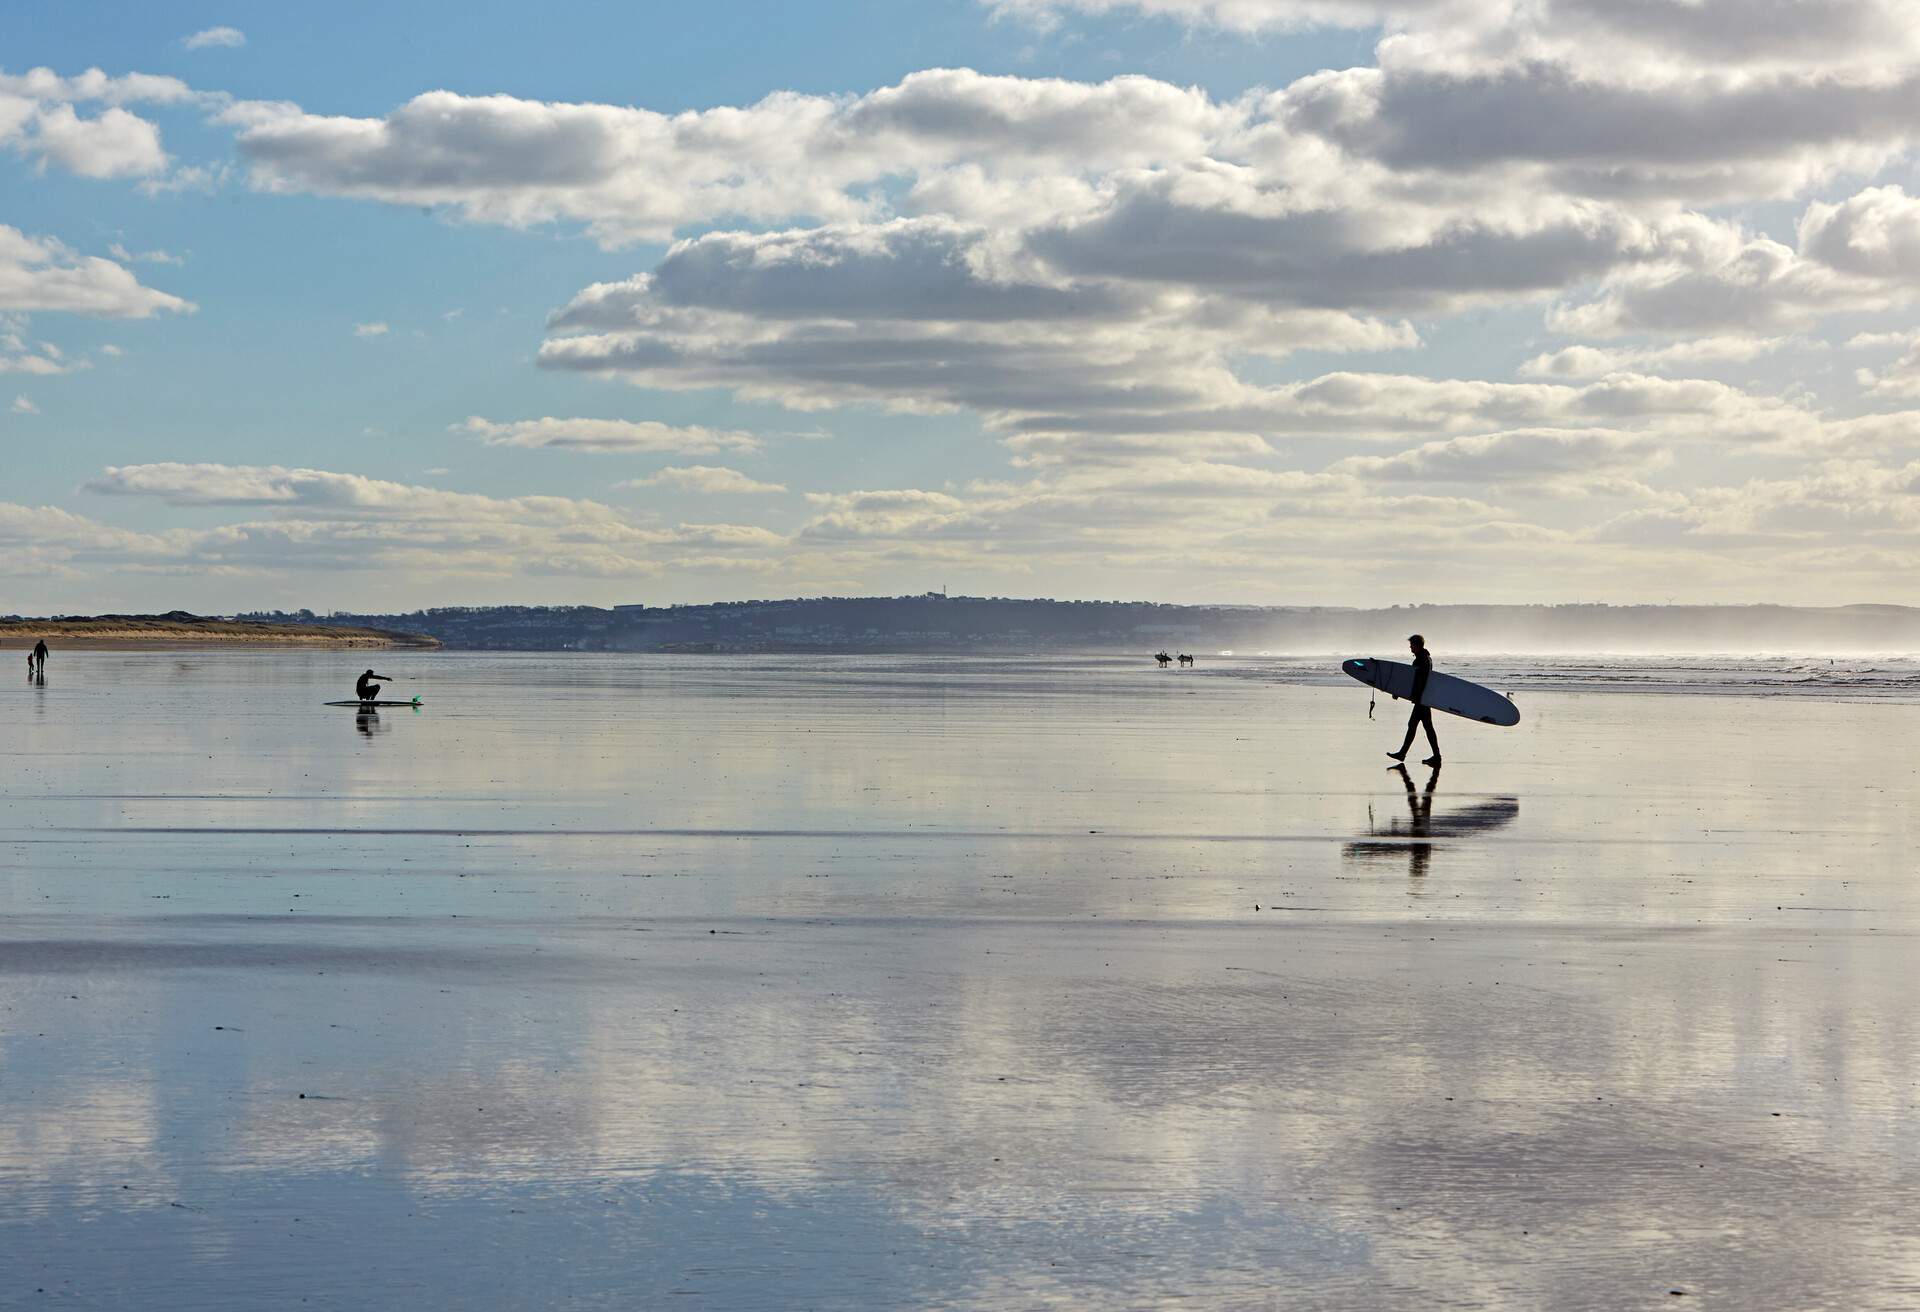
[0, 617, 433, 649]
[3, 652, 1917, 1309]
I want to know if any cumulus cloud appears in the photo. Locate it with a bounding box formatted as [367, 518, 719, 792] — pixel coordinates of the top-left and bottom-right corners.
[0, 69, 201, 182]
[539, 217, 1431, 442]
[352, 321, 389, 337]
[225, 69, 1234, 246]
[11, 394, 38, 414]
[541, 218, 1798, 450]
[0, 330, 76, 375]
[625, 465, 787, 494]
[459, 416, 761, 454]
[1549, 196, 1920, 339]
[25, 103, 168, 177]
[984, 0, 1428, 29]
[107, 243, 184, 265]
[84, 462, 620, 520]
[182, 26, 246, 50]
[0, 227, 193, 319]
[217, 51, 1916, 254]
[1594, 458, 1920, 544]
[1799, 185, 1920, 278]
[1332, 428, 1666, 486]
[0, 68, 198, 107]
[1026, 168, 1662, 315]
[73, 462, 788, 580]
[21, 14, 1920, 601]
[1849, 331, 1920, 399]
[1518, 337, 1798, 379]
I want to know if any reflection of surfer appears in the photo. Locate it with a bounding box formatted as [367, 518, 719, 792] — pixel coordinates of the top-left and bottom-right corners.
[1344, 771, 1516, 879]
[1387, 634, 1440, 766]
[1389, 763, 1436, 878]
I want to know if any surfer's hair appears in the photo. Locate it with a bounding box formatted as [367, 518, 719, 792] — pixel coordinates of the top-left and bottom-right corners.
[1408, 633, 1424, 645]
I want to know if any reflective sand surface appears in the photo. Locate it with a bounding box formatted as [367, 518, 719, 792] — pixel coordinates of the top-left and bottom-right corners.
[3, 652, 1918, 1308]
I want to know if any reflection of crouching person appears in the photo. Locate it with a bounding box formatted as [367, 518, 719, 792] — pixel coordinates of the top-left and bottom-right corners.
[1387, 633, 1440, 767]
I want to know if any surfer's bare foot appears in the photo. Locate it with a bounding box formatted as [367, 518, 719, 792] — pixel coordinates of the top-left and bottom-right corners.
[1422, 756, 1442, 766]
[1386, 750, 1408, 762]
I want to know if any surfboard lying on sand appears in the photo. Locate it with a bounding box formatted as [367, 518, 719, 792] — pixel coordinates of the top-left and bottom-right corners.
[1342, 658, 1519, 726]
[323, 699, 423, 707]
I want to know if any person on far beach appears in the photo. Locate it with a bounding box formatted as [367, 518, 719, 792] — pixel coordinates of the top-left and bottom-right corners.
[355, 668, 393, 704]
[1387, 633, 1440, 767]
[32, 638, 47, 672]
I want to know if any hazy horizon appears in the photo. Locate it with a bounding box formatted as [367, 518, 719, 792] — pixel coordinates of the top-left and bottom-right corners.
[8, 2, 1920, 612]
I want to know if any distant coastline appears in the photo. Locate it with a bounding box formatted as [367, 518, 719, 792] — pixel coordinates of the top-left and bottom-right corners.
[0, 612, 438, 649]
[240, 596, 1920, 655]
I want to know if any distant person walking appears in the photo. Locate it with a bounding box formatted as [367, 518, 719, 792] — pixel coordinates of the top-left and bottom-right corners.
[355, 668, 393, 704]
[31, 638, 47, 672]
[1387, 634, 1440, 767]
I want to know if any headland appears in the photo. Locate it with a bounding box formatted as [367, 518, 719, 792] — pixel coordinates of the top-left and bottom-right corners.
[0, 610, 438, 649]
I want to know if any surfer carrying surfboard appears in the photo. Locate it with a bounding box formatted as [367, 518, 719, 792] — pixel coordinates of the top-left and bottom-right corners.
[1387, 634, 1441, 767]
[355, 668, 394, 704]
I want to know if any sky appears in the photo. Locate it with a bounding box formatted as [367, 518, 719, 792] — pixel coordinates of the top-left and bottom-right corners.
[6, 0, 1920, 612]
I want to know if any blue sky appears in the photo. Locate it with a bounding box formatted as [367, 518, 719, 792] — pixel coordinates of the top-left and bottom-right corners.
[5, 0, 1920, 611]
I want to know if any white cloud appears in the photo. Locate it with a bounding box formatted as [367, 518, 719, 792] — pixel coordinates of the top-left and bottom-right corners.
[1518, 337, 1798, 380]
[223, 71, 1238, 247]
[1331, 428, 1667, 486]
[182, 26, 247, 51]
[1799, 185, 1920, 279]
[70, 462, 788, 582]
[1848, 331, 1920, 398]
[138, 162, 229, 195]
[352, 321, 389, 337]
[540, 216, 1796, 451]
[1548, 195, 1920, 339]
[0, 331, 75, 375]
[25, 104, 168, 178]
[16, 18, 1920, 603]
[0, 68, 199, 107]
[625, 465, 787, 494]
[11, 395, 39, 414]
[984, 0, 1435, 30]
[0, 227, 194, 318]
[108, 243, 184, 266]
[84, 462, 623, 522]
[459, 415, 761, 454]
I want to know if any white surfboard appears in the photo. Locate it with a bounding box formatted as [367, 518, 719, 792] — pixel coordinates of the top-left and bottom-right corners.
[1342, 658, 1519, 726]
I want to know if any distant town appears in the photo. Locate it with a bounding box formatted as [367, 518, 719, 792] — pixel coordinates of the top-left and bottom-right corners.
[225, 595, 1920, 654]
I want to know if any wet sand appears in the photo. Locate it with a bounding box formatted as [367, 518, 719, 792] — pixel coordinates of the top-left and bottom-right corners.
[3, 653, 1918, 1308]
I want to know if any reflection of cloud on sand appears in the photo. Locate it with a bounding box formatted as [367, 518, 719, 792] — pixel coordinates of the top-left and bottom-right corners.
[0, 1082, 162, 1196]
[7, 916, 1920, 1307]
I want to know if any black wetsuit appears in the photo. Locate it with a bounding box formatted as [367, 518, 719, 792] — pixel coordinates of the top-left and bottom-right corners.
[32, 640, 47, 669]
[1396, 647, 1439, 759]
[356, 672, 383, 702]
